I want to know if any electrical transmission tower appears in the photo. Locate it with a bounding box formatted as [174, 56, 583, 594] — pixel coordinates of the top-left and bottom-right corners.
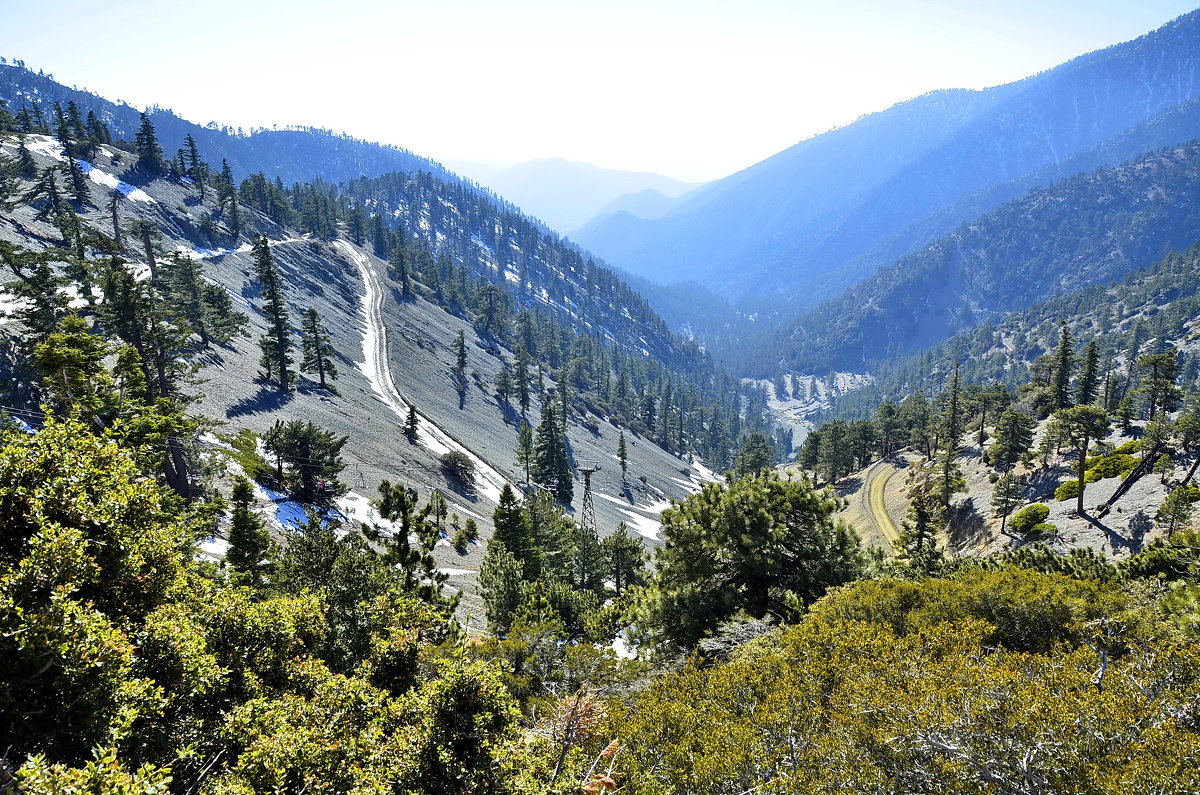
[578, 463, 602, 535]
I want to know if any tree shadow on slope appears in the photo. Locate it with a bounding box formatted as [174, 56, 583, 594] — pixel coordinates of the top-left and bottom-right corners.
[226, 384, 295, 417]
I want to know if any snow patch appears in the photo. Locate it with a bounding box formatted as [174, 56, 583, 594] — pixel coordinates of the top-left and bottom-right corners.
[199, 536, 229, 558]
[341, 239, 509, 504]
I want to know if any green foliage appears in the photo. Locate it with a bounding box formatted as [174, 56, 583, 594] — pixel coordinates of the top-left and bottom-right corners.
[219, 428, 272, 482]
[262, 419, 346, 503]
[440, 449, 476, 492]
[1010, 503, 1050, 535]
[1055, 479, 1080, 501]
[631, 471, 865, 651]
[1086, 451, 1139, 480]
[731, 432, 775, 476]
[610, 570, 1200, 794]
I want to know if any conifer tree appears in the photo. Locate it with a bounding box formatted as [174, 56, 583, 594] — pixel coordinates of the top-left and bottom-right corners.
[478, 539, 524, 633]
[134, 112, 164, 174]
[601, 522, 646, 596]
[452, 329, 467, 408]
[1052, 323, 1075, 410]
[226, 477, 271, 588]
[403, 404, 419, 440]
[1137, 352, 1181, 422]
[1055, 404, 1110, 515]
[989, 407, 1035, 470]
[618, 431, 628, 484]
[300, 307, 337, 390]
[253, 236, 293, 392]
[898, 493, 940, 574]
[534, 394, 573, 503]
[492, 484, 537, 579]
[515, 421, 535, 484]
[1077, 339, 1101, 406]
[991, 472, 1023, 534]
[1157, 487, 1195, 539]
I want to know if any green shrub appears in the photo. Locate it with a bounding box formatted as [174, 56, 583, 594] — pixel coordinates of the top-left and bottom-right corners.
[1113, 440, 1140, 455]
[1054, 480, 1080, 501]
[1029, 522, 1058, 539]
[1085, 453, 1138, 481]
[220, 429, 271, 482]
[1011, 504, 1051, 535]
[440, 450, 476, 491]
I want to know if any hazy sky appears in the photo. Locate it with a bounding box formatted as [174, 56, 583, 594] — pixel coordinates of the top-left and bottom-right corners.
[2, 0, 1196, 181]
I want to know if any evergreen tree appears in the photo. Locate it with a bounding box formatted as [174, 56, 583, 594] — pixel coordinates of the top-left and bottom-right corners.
[134, 112, 164, 174]
[253, 237, 293, 392]
[263, 420, 346, 503]
[569, 516, 604, 594]
[226, 477, 271, 588]
[1137, 352, 1181, 421]
[1055, 405, 1110, 515]
[478, 540, 524, 633]
[515, 421, 535, 484]
[989, 407, 1035, 469]
[452, 329, 468, 408]
[182, 133, 206, 199]
[1051, 324, 1074, 410]
[990, 472, 1023, 534]
[601, 522, 646, 596]
[300, 307, 337, 390]
[618, 431, 629, 484]
[533, 394, 572, 503]
[403, 404, 419, 440]
[491, 484, 537, 579]
[1156, 487, 1195, 539]
[1077, 339, 1101, 406]
[897, 493, 940, 574]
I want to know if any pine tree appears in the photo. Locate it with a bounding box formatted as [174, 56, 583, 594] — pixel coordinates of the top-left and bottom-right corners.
[403, 404, 419, 440]
[898, 493, 940, 573]
[452, 329, 467, 408]
[226, 477, 271, 588]
[601, 522, 646, 595]
[618, 431, 628, 484]
[478, 540, 524, 633]
[989, 407, 1035, 470]
[1052, 323, 1075, 410]
[134, 112, 164, 174]
[300, 307, 337, 390]
[1157, 487, 1195, 539]
[534, 395, 572, 503]
[515, 421, 535, 484]
[1055, 405, 1110, 516]
[182, 133, 206, 199]
[1137, 352, 1181, 422]
[1077, 339, 1101, 406]
[492, 484, 537, 578]
[991, 472, 1023, 534]
[253, 236, 293, 392]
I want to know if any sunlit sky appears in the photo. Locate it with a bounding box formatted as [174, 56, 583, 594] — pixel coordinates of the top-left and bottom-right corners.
[2, 0, 1196, 181]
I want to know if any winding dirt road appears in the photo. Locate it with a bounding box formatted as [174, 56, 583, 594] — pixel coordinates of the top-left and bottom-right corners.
[339, 239, 508, 504]
[852, 458, 902, 551]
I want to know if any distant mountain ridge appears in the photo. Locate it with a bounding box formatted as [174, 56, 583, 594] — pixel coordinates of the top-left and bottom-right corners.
[0, 63, 462, 186]
[573, 10, 1200, 318]
[464, 157, 698, 233]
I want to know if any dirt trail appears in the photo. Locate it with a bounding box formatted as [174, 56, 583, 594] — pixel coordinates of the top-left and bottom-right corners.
[340, 239, 508, 505]
[847, 458, 903, 552]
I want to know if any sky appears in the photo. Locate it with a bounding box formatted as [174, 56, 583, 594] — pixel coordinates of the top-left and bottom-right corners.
[1, 0, 1197, 182]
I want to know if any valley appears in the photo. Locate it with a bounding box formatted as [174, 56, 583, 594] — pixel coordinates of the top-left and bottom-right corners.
[3, 7, 1200, 792]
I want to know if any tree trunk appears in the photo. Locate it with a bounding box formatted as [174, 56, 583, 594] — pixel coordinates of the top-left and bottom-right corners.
[1076, 436, 1089, 515]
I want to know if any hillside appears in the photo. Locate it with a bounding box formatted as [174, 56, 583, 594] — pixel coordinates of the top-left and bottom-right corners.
[573, 10, 1200, 318]
[0, 122, 752, 627]
[771, 140, 1200, 375]
[0, 63, 462, 185]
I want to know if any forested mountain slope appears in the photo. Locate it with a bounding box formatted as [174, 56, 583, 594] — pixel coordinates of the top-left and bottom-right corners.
[0, 62, 463, 186]
[574, 10, 1200, 317]
[773, 140, 1200, 375]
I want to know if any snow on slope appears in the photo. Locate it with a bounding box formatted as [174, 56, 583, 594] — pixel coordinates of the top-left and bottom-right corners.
[18, 135, 155, 203]
[339, 239, 509, 505]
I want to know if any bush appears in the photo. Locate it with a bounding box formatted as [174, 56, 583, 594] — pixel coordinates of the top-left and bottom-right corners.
[1054, 480, 1080, 501]
[1011, 504, 1051, 535]
[440, 450, 476, 491]
[1028, 522, 1058, 539]
[1085, 453, 1138, 481]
